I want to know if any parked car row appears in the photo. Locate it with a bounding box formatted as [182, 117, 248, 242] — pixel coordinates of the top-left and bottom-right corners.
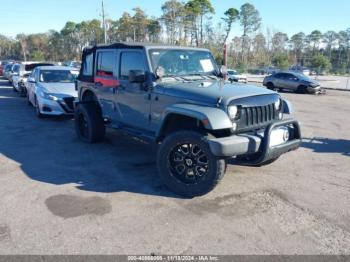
[1, 60, 79, 117]
[0, 60, 14, 76]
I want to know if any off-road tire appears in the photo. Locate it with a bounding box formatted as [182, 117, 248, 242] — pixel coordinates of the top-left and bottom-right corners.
[157, 131, 226, 198]
[75, 103, 105, 143]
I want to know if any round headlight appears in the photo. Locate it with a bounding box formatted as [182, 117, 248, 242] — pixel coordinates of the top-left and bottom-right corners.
[228, 106, 238, 119]
[275, 99, 281, 110]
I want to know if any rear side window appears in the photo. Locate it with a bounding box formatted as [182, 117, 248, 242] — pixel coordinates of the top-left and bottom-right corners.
[82, 53, 93, 76]
[286, 74, 298, 81]
[274, 73, 283, 79]
[13, 65, 20, 73]
[96, 51, 116, 76]
[120, 52, 145, 80]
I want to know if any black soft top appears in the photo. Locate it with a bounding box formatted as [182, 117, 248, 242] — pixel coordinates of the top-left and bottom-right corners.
[82, 42, 209, 54]
[83, 42, 144, 54]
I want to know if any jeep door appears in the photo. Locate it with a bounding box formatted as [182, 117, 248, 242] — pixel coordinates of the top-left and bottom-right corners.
[115, 50, 152, 133]
[94, 49, 119, 119]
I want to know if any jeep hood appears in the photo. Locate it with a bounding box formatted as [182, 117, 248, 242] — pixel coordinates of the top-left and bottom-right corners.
[159, 80, 277, 105]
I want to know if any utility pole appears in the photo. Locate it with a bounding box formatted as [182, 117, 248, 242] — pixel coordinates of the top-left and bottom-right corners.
[101, 0, 107, 44]
[223, 43, 228, 67]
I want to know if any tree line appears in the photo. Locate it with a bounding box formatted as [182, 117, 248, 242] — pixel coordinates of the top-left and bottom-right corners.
[0, 0, 349, 74]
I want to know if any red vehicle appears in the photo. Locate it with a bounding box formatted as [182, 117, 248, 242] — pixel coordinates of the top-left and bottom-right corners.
[0, 61, 13, 76]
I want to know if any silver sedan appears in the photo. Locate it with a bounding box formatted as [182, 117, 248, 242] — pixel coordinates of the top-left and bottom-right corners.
[263, 71, 321, 94]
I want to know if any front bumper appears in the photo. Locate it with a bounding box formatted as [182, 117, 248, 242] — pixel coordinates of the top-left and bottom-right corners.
[209, 119, 301, 164]
[307, 85, 322, 93]
[37, 96, 76, 116]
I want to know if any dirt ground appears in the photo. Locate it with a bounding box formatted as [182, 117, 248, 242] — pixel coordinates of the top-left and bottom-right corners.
[0, 79, 349, 255]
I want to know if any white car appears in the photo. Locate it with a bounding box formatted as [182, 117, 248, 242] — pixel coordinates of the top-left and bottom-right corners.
[26, 66, 79, 117]
[227, 69, 247, 83]
[12, 64, 31, 95]
[8, 64, 20, 85]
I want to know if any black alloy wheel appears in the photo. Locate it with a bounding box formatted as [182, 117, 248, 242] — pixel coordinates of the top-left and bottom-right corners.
[168, 142, 209, 185]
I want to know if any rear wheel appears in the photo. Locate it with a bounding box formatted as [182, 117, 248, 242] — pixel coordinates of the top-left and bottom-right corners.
[157, 131, 226, 197]
[74, 103, 105, 143]
[19, 84, 26, 97]
[27, 93, 32, 106]
[266, 82, 277, 91]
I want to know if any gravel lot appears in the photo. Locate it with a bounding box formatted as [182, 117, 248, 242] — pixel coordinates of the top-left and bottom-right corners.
[0, 78, 349, 255]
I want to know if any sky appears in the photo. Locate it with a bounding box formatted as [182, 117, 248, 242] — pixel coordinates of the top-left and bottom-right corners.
[0, 0, 349, 38]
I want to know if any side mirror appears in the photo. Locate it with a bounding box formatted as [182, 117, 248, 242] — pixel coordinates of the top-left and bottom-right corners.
[220, 65, 228, 79]
[129, 70, 146, 83]
[28, 77, 36, 83]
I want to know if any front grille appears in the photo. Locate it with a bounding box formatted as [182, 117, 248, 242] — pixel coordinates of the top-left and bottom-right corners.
[63, 97, 75, 111]
[58, 97, 75, 113]
[236, 104, 279, 132]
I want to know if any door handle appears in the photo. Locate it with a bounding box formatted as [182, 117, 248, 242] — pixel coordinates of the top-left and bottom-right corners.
[95, 82, 103, 88]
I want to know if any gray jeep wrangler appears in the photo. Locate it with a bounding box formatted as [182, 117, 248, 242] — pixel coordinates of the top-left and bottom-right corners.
[74, 43, 301, 197]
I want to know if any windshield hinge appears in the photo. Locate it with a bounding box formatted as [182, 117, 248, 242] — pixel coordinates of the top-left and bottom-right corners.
[216, 97, 223, 107]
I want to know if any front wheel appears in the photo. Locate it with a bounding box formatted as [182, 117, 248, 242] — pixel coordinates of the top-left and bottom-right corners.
[27, 92, 32, 106]
[74, 103, 106, 143]
[157, 131, 226, 198]
[296, 85, 308, 94]
[35, 96, 43, 118]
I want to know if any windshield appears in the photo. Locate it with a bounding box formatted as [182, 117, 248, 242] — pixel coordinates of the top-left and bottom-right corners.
[149, 49, 218, 77]
[39, 70, 77, 83]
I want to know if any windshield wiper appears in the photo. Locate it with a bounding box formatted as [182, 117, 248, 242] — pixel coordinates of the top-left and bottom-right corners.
[182, 73, 220, 81]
